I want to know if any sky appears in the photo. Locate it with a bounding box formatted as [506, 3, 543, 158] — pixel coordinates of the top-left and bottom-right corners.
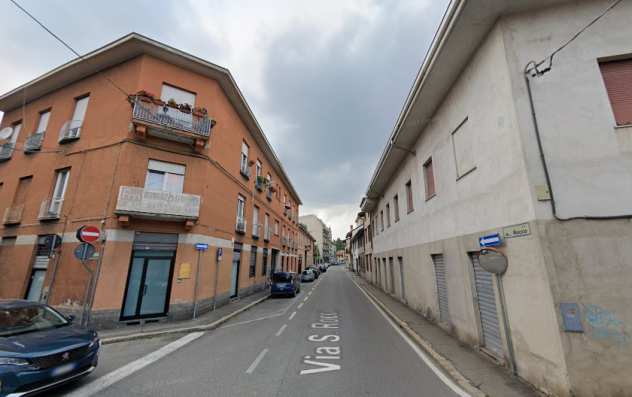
[0, 0, 449, 239]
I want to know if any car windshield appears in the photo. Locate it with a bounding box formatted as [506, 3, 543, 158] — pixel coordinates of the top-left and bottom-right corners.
[0, 305, 69, 337]
[272, 273, 292, 283]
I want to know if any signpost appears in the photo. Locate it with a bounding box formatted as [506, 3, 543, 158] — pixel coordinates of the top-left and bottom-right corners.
[212, 247, 223, 311]
[479, 233, 502, 248]
[75, 225, 101, 327]
[192, 243, 208, 319]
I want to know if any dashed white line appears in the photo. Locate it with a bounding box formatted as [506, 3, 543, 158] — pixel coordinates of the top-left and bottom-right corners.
[289, 311, 297, 320]
[246, 348, 269, 374]
[66, 332, 204, 397]
[275, 324, 288, 336]
[297, 302, 304, 309]
[303, 296, 309, 302]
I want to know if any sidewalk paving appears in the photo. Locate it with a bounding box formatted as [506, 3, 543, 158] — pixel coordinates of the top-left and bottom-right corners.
[352, 274, 541, 397]
[98, 290, 269, 344]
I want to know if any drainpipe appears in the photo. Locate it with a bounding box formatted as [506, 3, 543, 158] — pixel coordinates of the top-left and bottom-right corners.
[496, 275, 517, 375]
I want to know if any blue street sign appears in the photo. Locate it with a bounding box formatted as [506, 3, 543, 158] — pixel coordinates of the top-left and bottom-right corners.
[195, 243, 209, 251]
[479, 233, 502, 248]
[74, 242, 96, 262]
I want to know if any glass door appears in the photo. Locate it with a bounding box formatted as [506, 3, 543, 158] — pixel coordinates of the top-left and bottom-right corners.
[230, 249, 241, 298]
[140, 258, 172, 316]
[121, 252, 175, 320]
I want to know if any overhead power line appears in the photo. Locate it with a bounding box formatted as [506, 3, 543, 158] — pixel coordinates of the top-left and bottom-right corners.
[8, 0, 130, 97]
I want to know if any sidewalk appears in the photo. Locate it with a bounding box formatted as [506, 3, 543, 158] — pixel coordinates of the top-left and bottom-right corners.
[98, 290, 269, 344]
[352, 274, 540, 397]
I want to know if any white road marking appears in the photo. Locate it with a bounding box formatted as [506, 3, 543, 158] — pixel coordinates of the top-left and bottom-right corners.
[303, 296, 309, 302]
[246, 348, 269, 374]
[275, 323, 288, 336]
[308, 291, 312, 296]
[348, 275, 471, 397]
[66, 332, 204, 397]
[289, 311, 297, 320]
[297, 302, 304, 309]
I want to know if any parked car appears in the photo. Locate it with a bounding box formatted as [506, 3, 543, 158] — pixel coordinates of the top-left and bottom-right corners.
[270, 272, 301, 297]
[307, 266, 320, 278]
[300, 269, 316, 282]
[0, 300, 100, 397]
[319, 263, 328, 273]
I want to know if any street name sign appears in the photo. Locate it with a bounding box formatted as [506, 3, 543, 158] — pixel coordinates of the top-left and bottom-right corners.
[195, 243, 209, 251]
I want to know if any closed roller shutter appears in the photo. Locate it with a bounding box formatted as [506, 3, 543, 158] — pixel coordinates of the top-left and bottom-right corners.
[600, 59, 632, 126]
[432, 254, 449, 324]
[133, 232, 178, 251]
[471, 253, 503, 358]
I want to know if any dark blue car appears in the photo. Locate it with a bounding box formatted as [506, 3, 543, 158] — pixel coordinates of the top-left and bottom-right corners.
[0, 300, 100, 396]
[270, 272, 300, 297]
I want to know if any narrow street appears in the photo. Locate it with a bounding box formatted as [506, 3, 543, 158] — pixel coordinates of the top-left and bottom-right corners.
[53, 267, 465, 397]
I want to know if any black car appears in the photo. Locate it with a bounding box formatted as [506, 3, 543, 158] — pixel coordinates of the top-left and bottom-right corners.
[0, 300, 100, 397]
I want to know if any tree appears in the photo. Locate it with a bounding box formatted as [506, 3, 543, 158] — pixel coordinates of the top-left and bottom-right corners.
[334, 238, 345, 252]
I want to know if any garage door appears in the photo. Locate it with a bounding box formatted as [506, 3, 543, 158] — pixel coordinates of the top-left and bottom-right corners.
[432, 254, 449, 324]
[471, 253, 503, 358]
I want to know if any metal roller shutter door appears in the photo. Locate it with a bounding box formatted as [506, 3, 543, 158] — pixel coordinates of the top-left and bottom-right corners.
[471, 253, 503, 358]
[432, 254, 449, 323]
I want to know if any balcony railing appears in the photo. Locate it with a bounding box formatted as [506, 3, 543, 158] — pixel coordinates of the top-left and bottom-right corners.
[132, 97, 212, 139]
[3, 205, 24, 225]
[24, 132, 44, 153]
[266, 188, 273, 201]
[240, 165, 251, 180]
[114, 186, 200, 221]
[0, 143, 13, 161]
[255, 177, 265, 191]
[38, 198, 63, 220]
[282, 236, 289, 246]
[59, 120, 82, 143]
[236, 217, 247, 234]
[252, 223, 260, 238]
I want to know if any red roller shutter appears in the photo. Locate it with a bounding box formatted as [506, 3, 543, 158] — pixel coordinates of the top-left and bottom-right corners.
[600, 59, 632, 126]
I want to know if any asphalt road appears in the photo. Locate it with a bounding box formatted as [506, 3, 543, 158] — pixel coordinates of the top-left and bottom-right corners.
[55, 267, 466, 396]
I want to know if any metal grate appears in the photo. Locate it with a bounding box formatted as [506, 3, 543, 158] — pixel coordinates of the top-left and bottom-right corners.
[132, 97, 212, 137]
[471, 253, 503, 358]
[432, 254, 449, 324]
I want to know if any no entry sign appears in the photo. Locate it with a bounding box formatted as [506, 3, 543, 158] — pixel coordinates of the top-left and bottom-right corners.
[76, 225, 100, 243]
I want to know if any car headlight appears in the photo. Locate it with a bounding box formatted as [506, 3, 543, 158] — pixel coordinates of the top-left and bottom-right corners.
[0, 357, 30, 366]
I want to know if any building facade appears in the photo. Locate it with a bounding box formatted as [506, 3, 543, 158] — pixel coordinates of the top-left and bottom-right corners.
[298, 214, 332, 263]
[0, 34, 302, 329]
[297, 223, 315, 270]
[360, 1, 632, 396]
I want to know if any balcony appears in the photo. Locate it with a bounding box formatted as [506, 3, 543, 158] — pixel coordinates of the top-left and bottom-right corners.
[240, 165, 251, 180]
[24, 132, 44, 153]
[131, 96, 213, 148]
[266, 187, 273, 201]
[255, 176, 265, 192]
[59, 120, 82, 143]
[236, 217, 247, 234]
[114, 186, 200, 224]
[38, 198, 63, 221]
[3, 205, 24, 225]
[0, 143, 13, 162]
[252, 223, 260, 239]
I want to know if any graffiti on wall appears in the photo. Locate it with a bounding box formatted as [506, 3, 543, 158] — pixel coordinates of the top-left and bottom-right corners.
[583, 304, 629, 345]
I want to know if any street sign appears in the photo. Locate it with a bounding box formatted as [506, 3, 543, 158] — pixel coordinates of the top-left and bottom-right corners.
[74, 243, 96, 262]
[195, 243, 208, 251]
[479, 233, 502, 248]
[76, 225, 100, 243]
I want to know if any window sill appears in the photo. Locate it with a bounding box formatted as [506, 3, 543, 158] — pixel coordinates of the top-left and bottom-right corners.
[456, 166, 477, 182]
[425, 193, 436, 202]
[407, 209, 414, 214]
[614, 124, 632, 130]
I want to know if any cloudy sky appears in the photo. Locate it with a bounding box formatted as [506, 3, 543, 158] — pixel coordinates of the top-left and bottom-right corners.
[0, 0, 448, 239]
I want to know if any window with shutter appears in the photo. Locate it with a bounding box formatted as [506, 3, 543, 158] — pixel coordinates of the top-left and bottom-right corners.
[600, 59, 632, 126]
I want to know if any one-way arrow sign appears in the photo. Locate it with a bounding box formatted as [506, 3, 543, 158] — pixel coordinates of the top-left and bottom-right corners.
[479, 233, 502, 248]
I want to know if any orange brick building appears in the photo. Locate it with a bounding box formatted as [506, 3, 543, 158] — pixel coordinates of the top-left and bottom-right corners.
[0, 33, 302, 328]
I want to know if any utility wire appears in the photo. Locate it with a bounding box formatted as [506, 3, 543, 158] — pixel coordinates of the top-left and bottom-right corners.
[530, 0, 625, 75]
[8, 0, 130, 97]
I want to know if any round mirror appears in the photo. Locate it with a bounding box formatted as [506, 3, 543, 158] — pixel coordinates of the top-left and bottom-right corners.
[479, 248, 508, 275]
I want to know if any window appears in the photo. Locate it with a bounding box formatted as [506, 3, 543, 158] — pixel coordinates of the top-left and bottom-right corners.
[255, 160, 262, 179]
[36, 111, 51, 134]
[249, 246, 257, 277]
[393, 195, 400, 222]
[253, 206, 260, 237]
[236, 195, 246, 224]
[405, 180, 414, 213]
[62, 96, 89, 140]
[451, 118, 475, 179]
[600, 59, 632, 126]
[240, 142, 249, 175]
[423, 158, 435, 199]
[49, 169, 70, 216]
[161, 84, 196, 106]
[274, 220, 280, 235]
[264, 213, 270, 238]
[386, 203, 391, 228]
[145, 160, 185, 193]
[1, 122, 21, 158]
[380, 210, 384, 232]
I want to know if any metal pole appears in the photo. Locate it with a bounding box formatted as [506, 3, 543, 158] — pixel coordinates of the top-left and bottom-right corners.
[496, 276, 517, 375]
[192, 250, 201, 319]
[212, 250, 221, 311]
[79, 246, 94, 327]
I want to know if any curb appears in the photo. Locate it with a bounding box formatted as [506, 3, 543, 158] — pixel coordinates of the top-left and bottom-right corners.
[101, 295, 269, 345]
[352, 275, 486, 397]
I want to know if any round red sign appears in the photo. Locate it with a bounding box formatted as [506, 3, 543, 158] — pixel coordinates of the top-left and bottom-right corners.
[77, 225, 100, 243]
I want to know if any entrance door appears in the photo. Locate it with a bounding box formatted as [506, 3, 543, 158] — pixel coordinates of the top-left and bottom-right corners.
[122, 253, 175, 320]
[270, 249, 279, 273]
[230, 247, 242, 298]
[470, 253, 503, 358]
[398, 257, 406, 302]
[389, 257, 395, 294]
[432, 254, 450, 324]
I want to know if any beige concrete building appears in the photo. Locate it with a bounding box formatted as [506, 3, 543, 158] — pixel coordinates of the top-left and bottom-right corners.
[360, 1, 632, 396]
[298, 214, 332, 263]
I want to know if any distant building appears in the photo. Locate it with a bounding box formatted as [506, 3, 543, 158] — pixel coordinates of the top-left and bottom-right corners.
[298, 215, 333, 262]
[298, 223, 316, 270]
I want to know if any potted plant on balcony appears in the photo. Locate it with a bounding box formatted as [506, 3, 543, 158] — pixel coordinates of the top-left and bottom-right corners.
[192, 107, 208, 117]
[167, 98, 178, 108]
[179, 103, 192, 114]
[136, 90, 155, 101]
